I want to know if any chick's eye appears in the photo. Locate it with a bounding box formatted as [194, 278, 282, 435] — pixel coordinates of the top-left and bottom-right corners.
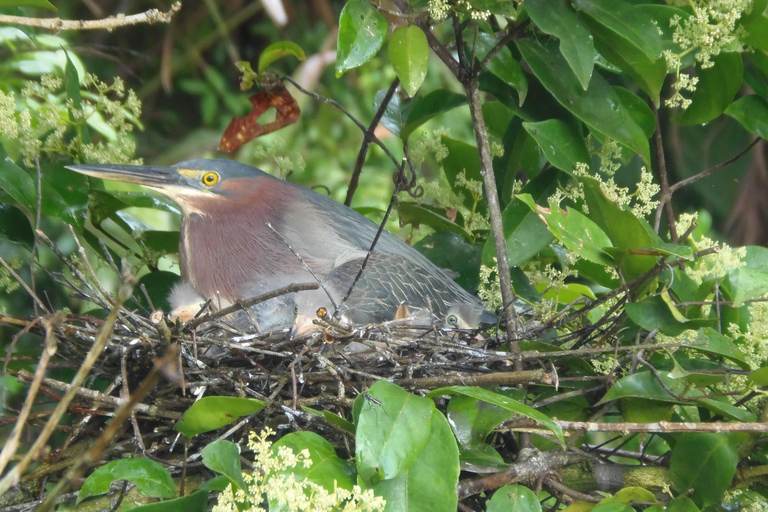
[446, 314, 459, 327]
[202, 172, 219, 186]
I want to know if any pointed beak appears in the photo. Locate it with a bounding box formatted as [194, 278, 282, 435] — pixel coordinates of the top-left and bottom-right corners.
[66, 163, 186, 189]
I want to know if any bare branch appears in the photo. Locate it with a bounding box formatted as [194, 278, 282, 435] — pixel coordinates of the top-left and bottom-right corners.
[0, 2, 181, 32]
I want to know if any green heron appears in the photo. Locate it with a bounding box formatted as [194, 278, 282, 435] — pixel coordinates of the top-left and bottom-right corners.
[67, 159, 496, 333]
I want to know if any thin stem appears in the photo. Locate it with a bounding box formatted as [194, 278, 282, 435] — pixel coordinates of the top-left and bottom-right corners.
[345, 77, 400, 206]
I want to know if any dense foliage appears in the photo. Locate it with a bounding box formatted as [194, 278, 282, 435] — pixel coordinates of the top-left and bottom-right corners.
[3, 0, 768, 511]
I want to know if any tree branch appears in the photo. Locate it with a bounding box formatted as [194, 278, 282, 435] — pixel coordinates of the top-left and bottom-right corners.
[0, 2, 181, 32]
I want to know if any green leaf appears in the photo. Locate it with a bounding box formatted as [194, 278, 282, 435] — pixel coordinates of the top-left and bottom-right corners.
[0, 204, 33, 249]
[272, 431, 356, 493]
[581, 178, 656, 280]
[749, 365, 768, 386]
[389, 25, 429, 96]
[441, 136, 486, 214]
[63, 51, 91, 145]
[487, 484, 542, 512]
[483, 168, 559, 268]
[614, 87, 656, 140]
[0, 0, 56, 10]
[447, 394, 515, 471]
[175, 396, 265, 438]
[375, 89, 408, 137]
[669, 433, 738, 507]
[402, 90, 466, 138]
[610, 487, 657, 504]
[590, 503, 636, 512]
[725, 95, 768, 139]
[258, 41, 307, 72]
[427, 386, 565, 447]
[574, 0, 662, 60]
[727, 246, 768, 307]
[673, 53, 743, 125]
[399, 202, 474, 242]
[336, 0, 387, 77]
[625, 295, 712, 337]
[666, 497, 701, 512]
[523, 119, 590, 175]
[691, 327, 750, 370]
[577, 0, 666, 103]
[518, 194, 614, 267]
[599, 371, 684, 404]
[468, 31, 527, 104]
[517, 38, 651, 165]
[0, 148, 36, 213]
[78, 458, 175, 503]
[356, 380, 435, 485]
[742, 0, 768, 51]
[202, 440, 247, 491]
[130, 490, 208, 512]
[371, 408, 459, 512]
[524, 0, 595, 90]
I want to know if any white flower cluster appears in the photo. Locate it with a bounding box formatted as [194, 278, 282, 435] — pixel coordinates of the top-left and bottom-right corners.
[213, 428, 386, 512]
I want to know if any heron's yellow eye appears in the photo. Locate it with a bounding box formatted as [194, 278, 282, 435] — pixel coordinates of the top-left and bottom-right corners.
[446, 314, 459, 327]
[202, 172, 219, 186]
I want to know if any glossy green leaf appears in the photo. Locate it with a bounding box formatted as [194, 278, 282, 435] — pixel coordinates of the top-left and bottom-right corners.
[610, 487, 658, 504]
[273, 431, 356, 492]
[599, 371, 684, 404]
[175, 396, 265, 437]
[427, 386, 565, 447]
[517, 38, 650, 165]
[619, 398, 674, 423]
[725, 95, 768, 139]
[447, 390, 527, 443]
[64, 51, 91, 145]
[0, 203, 33, 248]
[669, 433, 738, 507]
[402, 90, 466, 138]
[389, 25, 429, 96]
[130, 490, 208, 512]
[78, 458, 175, 502]
[666, 496, 701, 512]
[625, 295, 712, 336]
[258, 41, 307, 72]
[336, 0, 387, 77]
[483, 168, 559, 267]
[589, 502, 635, 512]
[487, 484, 542, 512]
[0, 0, 56, 10]
[673, 53, 743, 125]
[0, 148, 36, 213]
[690, 327, 750, 370]
[574, 0, 662, 60]
[582, 178, 656, 280]
[578, 4, 666, 103]
[400, 202, 474, 242]
[727, 246, 768, 307]
[469, 31, 527, 104]
[356, 380, 434, 485]
[134, 271, 180, 312]
[371, 408, 459, 512]
[614, 87, 656, 139]
[742, 0, 768, 51]
[518, 194, 614, 267]
[525, 0, 594, 90]
[696, 396, 756, 422]
[523, 119, 590, 175]
[375, 88, 408, 136]
[441, 136, 486, 213]
[202, 440, 247, 491]
[748, 365, 768, 386]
